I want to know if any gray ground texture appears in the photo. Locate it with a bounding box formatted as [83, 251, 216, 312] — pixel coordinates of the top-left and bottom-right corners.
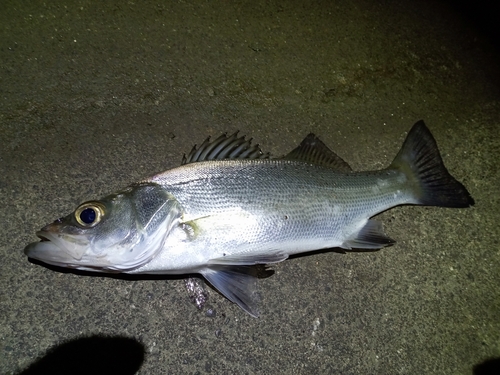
[1, 1, 499, 374]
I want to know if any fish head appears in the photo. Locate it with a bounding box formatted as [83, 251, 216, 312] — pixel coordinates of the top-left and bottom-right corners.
[24, 183, 180, 272]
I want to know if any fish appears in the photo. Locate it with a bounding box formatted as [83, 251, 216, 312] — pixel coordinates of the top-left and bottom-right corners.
[24, 120, 474, 317]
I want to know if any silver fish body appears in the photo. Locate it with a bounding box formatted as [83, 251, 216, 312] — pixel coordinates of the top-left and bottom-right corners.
[24, 121, 474, 316]
[133, 160, 409, 273]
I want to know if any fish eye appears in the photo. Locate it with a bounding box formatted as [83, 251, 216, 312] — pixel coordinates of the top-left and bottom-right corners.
[74, 202, 105, 227]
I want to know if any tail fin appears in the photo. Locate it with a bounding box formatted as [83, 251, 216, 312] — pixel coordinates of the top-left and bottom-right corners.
[390, 120, 474, 208]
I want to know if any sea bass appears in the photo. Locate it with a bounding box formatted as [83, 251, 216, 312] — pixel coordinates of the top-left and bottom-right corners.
[24, 121, 474, 316]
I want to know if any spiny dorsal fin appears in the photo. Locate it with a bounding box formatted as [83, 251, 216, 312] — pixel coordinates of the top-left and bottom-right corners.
[181, 132, 271, 165]
[283, 133, 352, 171]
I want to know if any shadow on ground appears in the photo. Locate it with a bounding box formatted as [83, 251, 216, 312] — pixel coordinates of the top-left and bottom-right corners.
[473, 357, 500, 375]
[450, 0, 500, 50]
[16, 335, 144, 375]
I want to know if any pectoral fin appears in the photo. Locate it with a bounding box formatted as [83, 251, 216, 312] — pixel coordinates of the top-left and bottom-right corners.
[200, 265, 261, 317]
[200, 251, 288, 317]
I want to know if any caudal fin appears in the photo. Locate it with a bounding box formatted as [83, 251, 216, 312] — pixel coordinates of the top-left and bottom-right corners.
[390, 120, 474, 208]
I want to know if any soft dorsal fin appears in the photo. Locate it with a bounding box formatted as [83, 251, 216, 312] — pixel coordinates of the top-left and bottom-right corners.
[182, 132, 271, 165]
[283, 133, 352, 171]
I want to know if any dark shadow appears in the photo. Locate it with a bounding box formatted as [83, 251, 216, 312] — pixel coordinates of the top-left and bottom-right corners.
[16, 335, 145, 375]
[288, 245, 386, 260]
[449, 0, 500, 50]
[473, 357, 500, 375]
[27, 257, 186, 281]
[27, 257, 278, 280]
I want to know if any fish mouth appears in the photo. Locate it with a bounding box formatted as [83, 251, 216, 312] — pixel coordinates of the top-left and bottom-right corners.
[24, 231, 90, 267]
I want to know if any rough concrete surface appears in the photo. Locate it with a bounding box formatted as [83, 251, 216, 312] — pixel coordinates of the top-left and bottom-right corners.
[1, 1, 499, 374]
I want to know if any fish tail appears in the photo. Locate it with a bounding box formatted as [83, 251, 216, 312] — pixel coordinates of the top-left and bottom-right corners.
[390, 120, 474, 208]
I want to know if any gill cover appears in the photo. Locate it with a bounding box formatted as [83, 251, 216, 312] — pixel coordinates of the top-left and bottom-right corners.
[25, 183, 182, 272]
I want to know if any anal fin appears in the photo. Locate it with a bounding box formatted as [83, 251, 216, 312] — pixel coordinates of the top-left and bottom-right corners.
[343, 220, 395, 250]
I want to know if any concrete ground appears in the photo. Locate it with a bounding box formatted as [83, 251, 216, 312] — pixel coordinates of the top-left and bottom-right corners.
[1, 1, 499, 374]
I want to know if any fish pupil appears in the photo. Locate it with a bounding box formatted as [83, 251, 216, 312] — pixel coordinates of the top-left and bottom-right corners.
[80, 208, 96, 224]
